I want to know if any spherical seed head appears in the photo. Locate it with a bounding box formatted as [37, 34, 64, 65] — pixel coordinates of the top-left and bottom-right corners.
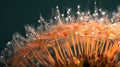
[1, 5, 120, 67]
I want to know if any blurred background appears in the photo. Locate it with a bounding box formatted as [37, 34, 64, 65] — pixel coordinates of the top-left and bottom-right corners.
[0, 0, 120, 51]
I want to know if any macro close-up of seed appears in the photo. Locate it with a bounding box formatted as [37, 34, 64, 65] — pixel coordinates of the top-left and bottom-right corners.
[0, 0, 120, 67]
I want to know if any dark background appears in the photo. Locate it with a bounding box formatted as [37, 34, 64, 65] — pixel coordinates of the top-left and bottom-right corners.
[0, 0, 120, 51]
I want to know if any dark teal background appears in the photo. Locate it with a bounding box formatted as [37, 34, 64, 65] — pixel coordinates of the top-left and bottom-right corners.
[0, 0, 120, 51]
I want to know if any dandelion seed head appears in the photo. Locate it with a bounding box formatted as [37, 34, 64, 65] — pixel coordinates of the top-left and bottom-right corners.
[1, 4, 120, 67]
